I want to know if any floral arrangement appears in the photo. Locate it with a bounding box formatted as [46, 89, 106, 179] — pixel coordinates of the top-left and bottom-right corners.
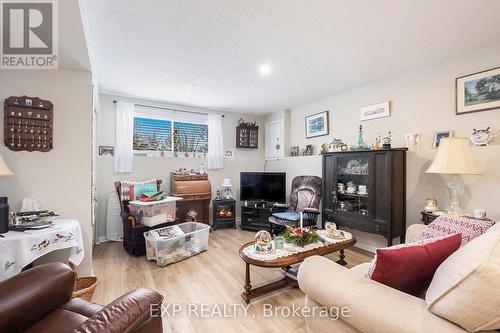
[283, 227, 320, 247]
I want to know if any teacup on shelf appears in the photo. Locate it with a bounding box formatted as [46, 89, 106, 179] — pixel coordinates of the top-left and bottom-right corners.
[357, 185, 368, 195]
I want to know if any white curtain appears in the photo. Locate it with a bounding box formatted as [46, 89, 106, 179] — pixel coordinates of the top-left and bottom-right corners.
[114, 102, 134, 173]
[207, 114, 224, 169]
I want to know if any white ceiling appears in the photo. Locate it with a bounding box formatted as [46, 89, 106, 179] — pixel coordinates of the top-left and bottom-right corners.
[82, 0, 500, 114]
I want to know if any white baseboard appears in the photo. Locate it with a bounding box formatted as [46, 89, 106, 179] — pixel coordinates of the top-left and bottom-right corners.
[96, 236, 109, 244]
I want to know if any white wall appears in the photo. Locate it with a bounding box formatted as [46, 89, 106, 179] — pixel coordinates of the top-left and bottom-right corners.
[95, 93, 266, 240]
[0, 69, 93, 273]
[265, 44, 500, 252]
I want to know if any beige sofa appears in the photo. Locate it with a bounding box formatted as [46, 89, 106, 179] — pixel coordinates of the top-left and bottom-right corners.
[298, 223, 500, 333]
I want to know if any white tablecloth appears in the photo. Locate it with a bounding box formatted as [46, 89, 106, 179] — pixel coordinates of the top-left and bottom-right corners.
[0, 219, 84, 281]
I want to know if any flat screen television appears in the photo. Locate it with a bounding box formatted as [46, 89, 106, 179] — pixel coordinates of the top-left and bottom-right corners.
[240, 172, 286, 203]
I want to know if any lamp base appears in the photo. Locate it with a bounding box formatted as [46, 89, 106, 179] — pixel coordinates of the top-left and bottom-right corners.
[445, 175, 466, 216]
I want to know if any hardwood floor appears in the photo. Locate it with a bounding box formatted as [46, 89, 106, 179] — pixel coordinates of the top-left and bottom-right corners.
[93, 228, 371, 333]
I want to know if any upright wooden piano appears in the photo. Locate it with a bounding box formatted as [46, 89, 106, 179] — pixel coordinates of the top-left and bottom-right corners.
[170, 173, 211, 225]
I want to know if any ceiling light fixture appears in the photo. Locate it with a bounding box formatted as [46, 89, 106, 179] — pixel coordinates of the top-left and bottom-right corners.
[186, 83, 200, 93]
[258, 63, 273, 77]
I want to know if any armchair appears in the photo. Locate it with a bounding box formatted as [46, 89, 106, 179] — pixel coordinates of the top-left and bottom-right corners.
[269, 176, 322, 235]
[0, 263, 163, 333]
[115, 179, 173, 255]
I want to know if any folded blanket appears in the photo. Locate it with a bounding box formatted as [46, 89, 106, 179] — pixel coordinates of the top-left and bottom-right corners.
[139, 191, 166, 202]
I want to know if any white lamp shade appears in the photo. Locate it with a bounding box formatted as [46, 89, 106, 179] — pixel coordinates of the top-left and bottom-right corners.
[0, 153, 12, 176]
[426, 137, 480, 175]
[221, 177, 233, 187]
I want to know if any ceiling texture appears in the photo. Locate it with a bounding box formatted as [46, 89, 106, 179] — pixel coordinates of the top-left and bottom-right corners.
[82, 0, 500, 114]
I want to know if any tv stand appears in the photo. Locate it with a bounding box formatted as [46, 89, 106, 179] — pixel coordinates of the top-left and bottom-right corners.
[240, 201, 287, 231]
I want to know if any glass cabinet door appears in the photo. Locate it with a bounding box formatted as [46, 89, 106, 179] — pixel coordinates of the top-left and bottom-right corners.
[333, 155, 371, 216]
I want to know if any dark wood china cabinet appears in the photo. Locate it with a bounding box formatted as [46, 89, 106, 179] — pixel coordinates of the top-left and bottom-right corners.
[322, 149, 407, 246]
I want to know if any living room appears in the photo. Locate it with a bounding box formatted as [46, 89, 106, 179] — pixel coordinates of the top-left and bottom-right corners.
[0, 1, 499, 332]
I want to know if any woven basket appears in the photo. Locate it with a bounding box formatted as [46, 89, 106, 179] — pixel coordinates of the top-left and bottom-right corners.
[72, 276, 98, 302]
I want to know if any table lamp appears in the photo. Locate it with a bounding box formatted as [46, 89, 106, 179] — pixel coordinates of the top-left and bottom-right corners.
[0, 153, 13, 234]
[221, 177, 233, 199]
[426, 137, 480, 216]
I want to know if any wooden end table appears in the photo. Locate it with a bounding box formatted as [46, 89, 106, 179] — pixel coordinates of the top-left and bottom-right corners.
[238, 237, 356, 303]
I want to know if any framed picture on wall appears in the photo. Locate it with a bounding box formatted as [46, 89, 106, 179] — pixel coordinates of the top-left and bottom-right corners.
[99, 145, 114, 156]
[360, 101, 390, 121]
[433, 130, 454, 149]
[456, 67, 500, 115]
[305, 111, 329, 138]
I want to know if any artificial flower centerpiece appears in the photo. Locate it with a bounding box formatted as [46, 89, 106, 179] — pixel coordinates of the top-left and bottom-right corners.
[283, 227, 320, 247]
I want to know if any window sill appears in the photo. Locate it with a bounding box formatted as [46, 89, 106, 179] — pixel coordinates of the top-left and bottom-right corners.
[134, 151, 206, 158]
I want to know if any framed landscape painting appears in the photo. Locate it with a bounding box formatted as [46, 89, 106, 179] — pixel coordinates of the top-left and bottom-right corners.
[305, 111, 329, 138]
[360, 101, 390, 121]
[456, 67, 500, 115]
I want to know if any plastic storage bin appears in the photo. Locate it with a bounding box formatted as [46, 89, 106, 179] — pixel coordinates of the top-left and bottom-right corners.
[129, 197, 181, 227]
[144, 222, 210, 266]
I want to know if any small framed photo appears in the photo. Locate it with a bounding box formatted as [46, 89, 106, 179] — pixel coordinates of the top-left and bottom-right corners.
[433, 130, 454, 149]
[290, 146, 300, 156]
[99, 145, 114, 156]
[360, 101, 390, 121]
[305, 111, 329, 138]
[456, 67, 500, 115]
[304, 144, 314, 156]
[224, 150, 234, 158]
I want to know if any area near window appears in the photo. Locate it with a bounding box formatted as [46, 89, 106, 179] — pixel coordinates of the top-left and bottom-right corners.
[133, 106, 208, 156]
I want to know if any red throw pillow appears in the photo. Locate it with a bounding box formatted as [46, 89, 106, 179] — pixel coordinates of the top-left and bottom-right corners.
[366, 234, 462, 296]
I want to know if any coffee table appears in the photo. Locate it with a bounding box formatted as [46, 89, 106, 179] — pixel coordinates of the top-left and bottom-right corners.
[239, 236, 356, 303]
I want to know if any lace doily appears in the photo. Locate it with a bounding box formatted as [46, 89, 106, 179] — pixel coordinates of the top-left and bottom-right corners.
[241, 231, 353, 261]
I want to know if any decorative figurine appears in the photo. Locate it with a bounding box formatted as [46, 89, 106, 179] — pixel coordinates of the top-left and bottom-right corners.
[373, 134, 382, 150]
[470, 127, 495, 146]
[320, 143, 329, 154]
[199, 162, 205, 175]
[215, 190, 223, 201]
[424, 198, 438, 213]
[255, 230, 273, 253]
[382, 131, 392, 149]
[185, 209, 198, 222]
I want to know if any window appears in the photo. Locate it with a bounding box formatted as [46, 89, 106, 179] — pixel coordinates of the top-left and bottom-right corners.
[133, 117, 172, 151]
[173, 122, 208, 153]
[133, 107, 208, 156]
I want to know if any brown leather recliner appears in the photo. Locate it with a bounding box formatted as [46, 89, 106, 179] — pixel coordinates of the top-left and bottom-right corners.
[0, 263, 163, 333]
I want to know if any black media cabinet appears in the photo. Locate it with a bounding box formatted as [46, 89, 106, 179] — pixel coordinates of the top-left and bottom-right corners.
[240, 202, 284, 231]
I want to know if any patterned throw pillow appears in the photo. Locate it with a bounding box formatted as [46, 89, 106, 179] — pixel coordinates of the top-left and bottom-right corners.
[366, 234, 462, 296]
[415, 214, 495, 246]
[119, 179, 158, 201]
